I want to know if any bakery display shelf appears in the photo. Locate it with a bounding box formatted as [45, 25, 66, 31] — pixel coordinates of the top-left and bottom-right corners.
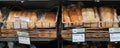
[64, 38, 109, 41]
[66, 0, 120, 1]
[0, 0, 51, 1]
[64, 0, 93, 1]
[62, 22, 119, 29]
[0, 9, 58, 29]
[61, 28, 110, 42]
[99, 0, 120, 1]
[0, 29, 57, 38]
[0, 38, 55, 41]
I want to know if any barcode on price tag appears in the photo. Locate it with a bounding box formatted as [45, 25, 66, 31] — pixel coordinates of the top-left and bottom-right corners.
[110, 33, 120, 42]
[72, 28, 85, 33]
[72, 34, 85, 42]
[17, 32, 30, 45]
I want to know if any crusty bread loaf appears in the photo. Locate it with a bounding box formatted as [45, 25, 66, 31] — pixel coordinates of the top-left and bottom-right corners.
[100, 7, 119, 28]
[82, 8, 100, 27]
[62, 7, 71, 22]
[100, 7, 113, 21]
[62, 6, 83, 27]
[68, 8, 79, 22]
[82, 8, 95, 22]
[0, 10, 2, 22]
[29, 12, 37, 29]
[36, 12, 56, 28]
[6, 11, 15, 29]
[76, 8, 83, 25]
[6, 11, 37, 29]
[68, 8, 80, 25]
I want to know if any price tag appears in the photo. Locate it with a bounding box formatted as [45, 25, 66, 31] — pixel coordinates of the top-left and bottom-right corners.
[18, 37, 30, 45]
[72, 34, 85, 42]
[14, 16, 29, 29]
[14, 22, 20, 29]
[72, 28, 85, 33]
[21, 22, 28, 29]
[17, 32, 30, 45]
[117, 16, 120, 21]
[109, 28, 120, 33]
[110, 33, 120, 42]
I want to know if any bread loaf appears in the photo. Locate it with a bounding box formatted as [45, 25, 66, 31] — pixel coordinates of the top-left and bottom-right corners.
[76, 8, 83, 25]
[82, 8, 95, 22]
[36, 12, 56, 28]
[6, 11, 16, 29]
[6, 11, 37, 29]
[68, 8, 79, 25]
[99, 7, 119, 27]
[68, 8, 79, 22]
[100, 7, 114, 22]
[82, 8, 100, 27]
[29, 11, 37, 29]
[0, 10, 2, 22]
[63, 7, 71, 22]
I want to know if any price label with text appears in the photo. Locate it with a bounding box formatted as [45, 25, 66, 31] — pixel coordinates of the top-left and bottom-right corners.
[110, 33, 120, 42]
[18, 37, 30, 45]
[17, 32, 30, 45]
[72, 34, 85, 42]
[72, 28, 85, 33]
[109, 28, 120, 33]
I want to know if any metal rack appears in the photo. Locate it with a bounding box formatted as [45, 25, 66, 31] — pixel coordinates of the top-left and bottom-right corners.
[0, 1, 60, 48]
[0, 1, 120, 48]
[61, 1, 120, 48]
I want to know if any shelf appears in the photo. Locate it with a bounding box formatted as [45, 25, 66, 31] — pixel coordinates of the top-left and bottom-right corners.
[0, 0, 51, 1]
[0, 38, 55, 41]
[65, 0, 120, 1]
[100, 0, 120, 1]
[64, 38, 109, 41]
[67, 0, 93, 1]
